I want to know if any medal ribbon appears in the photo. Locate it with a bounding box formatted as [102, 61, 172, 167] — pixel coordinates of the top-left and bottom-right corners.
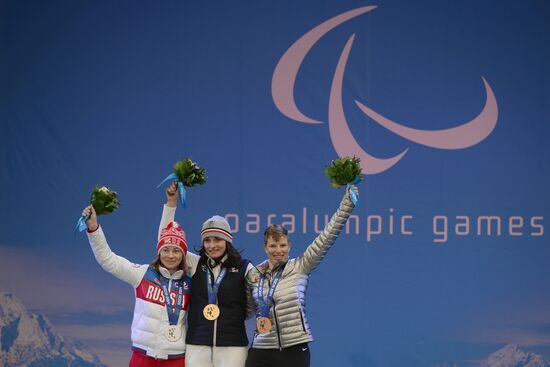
[206, 267, 227, 305]
[161, 279, 184, 326]
[257, 268, 284, 317]
[157, 172, 187, 208]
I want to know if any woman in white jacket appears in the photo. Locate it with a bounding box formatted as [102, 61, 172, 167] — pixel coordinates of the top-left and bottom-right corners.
[82, 204, 190, 367]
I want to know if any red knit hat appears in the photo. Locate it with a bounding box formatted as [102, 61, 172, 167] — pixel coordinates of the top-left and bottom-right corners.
[157, 221, 187, 255]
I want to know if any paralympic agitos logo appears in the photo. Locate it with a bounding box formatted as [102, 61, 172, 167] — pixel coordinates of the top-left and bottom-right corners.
[271, 5, 499, 175]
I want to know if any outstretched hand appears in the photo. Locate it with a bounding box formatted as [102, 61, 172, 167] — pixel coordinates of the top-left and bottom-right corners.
[166, 180, 179, 207]
[82, 205, 98, 231]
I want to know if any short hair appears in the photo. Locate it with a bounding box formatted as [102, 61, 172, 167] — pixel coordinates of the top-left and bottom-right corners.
[263, 224, 289, 244]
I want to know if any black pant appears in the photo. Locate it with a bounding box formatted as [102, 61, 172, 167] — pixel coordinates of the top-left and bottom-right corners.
[245, 343, 310, 367]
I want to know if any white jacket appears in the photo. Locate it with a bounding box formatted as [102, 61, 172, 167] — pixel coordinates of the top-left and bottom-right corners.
[87, 226, 191, 359]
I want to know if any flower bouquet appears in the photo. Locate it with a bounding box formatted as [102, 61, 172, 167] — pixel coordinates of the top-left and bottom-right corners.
[75, 185, 120, 233]
[324, 156, 362, 205]
[157, 158, 207, 207]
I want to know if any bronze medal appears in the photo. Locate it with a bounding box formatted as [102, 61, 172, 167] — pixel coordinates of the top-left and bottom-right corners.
[256, 316, 272, 334]
[203, 304, 220, 320]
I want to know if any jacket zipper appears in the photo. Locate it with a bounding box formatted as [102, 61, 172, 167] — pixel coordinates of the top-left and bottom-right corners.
[157, 277, 173, 358]
[213, 312, 218, 347]
[268, 278, 283, 350]
[209, 265, 218, 348]
[299, 309, 306, 332]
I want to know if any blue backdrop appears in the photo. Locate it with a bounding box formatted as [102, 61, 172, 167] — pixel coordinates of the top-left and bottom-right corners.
[1, 1, 549, 366]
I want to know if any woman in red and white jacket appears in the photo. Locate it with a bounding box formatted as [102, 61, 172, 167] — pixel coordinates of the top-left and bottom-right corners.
[82, 204, 191, 367]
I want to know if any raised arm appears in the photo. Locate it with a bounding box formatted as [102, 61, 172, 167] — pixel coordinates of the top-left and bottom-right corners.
[158, 181, 179, 239]
[158, 181, 200, 274]
[83, 205, 146, 287]
[295, 185, 357, 274]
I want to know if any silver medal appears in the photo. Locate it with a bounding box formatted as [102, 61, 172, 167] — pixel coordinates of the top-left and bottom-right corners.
[165, 325, 182, 342]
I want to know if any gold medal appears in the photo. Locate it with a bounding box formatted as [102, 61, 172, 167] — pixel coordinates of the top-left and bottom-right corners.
[203, 304, 220, 320]
[256, 316, 272, 334]
[165, 325, 182, 342]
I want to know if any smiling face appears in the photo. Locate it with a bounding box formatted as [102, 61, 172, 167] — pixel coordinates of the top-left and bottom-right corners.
[159, 246, 184, 273]
[264, 235, 290, 269]
[203, 236, 227, 261]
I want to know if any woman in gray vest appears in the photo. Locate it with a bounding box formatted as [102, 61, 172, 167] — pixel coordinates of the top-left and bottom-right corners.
[245, 186, 357, 367]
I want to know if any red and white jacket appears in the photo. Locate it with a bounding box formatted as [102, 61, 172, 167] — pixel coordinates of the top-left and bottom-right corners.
[87, 226, 191, 360]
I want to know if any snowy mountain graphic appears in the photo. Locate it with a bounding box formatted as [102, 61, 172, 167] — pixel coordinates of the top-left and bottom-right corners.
[0, 292, 107, 367]
[482, 344, 549, 367]
[434, 344, 549, 367]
